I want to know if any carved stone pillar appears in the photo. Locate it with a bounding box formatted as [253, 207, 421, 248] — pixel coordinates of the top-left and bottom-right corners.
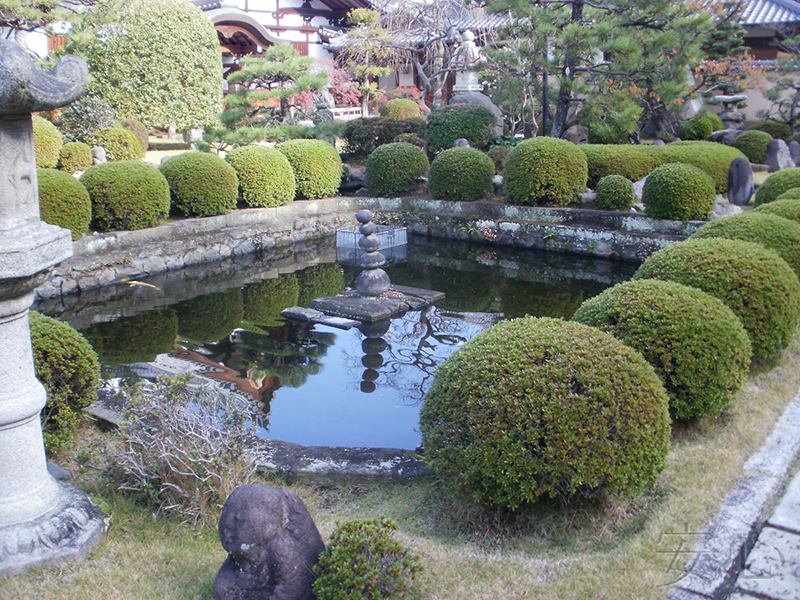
[0, 39, 106, 576]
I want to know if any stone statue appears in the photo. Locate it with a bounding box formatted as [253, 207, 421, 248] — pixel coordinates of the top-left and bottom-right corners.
[214, 484, 325, 600]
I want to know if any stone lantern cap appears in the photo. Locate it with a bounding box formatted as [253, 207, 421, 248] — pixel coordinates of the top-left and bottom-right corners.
[0, 39, 88, 115]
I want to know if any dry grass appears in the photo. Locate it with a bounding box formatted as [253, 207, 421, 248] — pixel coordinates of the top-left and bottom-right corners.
[2, 335, 799, 600]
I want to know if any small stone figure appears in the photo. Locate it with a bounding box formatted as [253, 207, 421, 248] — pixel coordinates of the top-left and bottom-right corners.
[354, 209, 391, 297]
[727, 156, 754, 206]
[214, 484, 325, 600]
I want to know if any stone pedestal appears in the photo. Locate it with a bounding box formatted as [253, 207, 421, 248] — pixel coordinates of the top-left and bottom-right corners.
[0, 39, 106, 577]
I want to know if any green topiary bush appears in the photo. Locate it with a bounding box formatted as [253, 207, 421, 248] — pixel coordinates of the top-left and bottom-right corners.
[312, 517, 422, 600]
[242, 276, 300, 328]
[747, 121, 791, 140]
[595, 174, 635, 211]
[754, 168, 800, 206]
[633, 238, 800, 359]
[734, 129, 773, 163]
[680, 116, 713, 141]
[487, 145, 510, 174]
[86, 126, 144, 162]
[343, 117, 426, 156]
[658, 141, 744, 194]
[503, 137, 588, 207]
[30, 312, 100, 455]
[119, 118, 150, 153]
[425, 104, 497, 156]
[32, 116, 63, 168]
[380, 98, 421, 119]
[276, 139, 342, 199]
[706, 112, 725, 132]
[37, 168, 92, 240]
[572, 279, 751, 421]
[580, 145, 662, 188]
[81, 308, 178, 364]
[642, 162, 715, 221]
[393, 132, 426, 148]
[224, 146, 296, 208]
[419, 317, 671, 508]
[428, 147, 495, 202]
[81, 161, 170, 231]
[58, 141, 93, 173]
[755, 196, 800, 224]
[690, 212, 800, 277]
[159, 151, 239, 217]
[54, 94, 116, 143]
[365, 142, 429, 198]
[176, 288, 244, 344]
[776, 187, 800, 202]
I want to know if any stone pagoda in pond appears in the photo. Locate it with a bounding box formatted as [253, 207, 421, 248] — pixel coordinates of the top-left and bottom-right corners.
[0, 39, 106, 575]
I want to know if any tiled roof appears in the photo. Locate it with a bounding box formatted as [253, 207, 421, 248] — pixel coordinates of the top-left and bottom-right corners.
[739, 0, 800, 25]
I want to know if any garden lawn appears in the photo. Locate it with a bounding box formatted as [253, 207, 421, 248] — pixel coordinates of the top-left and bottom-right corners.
[2, 332, 800, 600]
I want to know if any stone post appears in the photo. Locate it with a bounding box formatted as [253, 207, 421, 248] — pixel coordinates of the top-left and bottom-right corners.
[354, 209, 391, 297]
[0, 39, 106, 576]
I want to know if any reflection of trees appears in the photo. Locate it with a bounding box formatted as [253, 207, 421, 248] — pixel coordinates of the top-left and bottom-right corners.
[81, 308, 178, 364]
[501, 280, 585, 320]
[296, 263, 346, 306]
[175, 288, 244, 344]
[241, 275, 299, 329]
[387, 263, 499, 313]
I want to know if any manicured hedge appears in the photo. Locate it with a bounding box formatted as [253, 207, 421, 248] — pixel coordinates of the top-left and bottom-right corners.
[224, 145, 296, 207]
[86, 126, 144, 162]
[276, 139, 342, 199]
[633, 238, 800, 359]
[734, 129, 773, 163]
[680, 116, 713, 141]
[425, 104, 496, 156]
[595, 174, 635, 211]
[379, 98, 421, 119]
[37, 168, 92, 240]
[160, 151, 239, 217]
[343, 117, 426, 155]
[428, 147, 495, 201]
[642, 163, 716, 221]
[365, 142, 429, 198]
[504, 137, 588, 207]
[32, 115, 63, 169]
[754, 168, 800, 206]
[420, 317, 671, 508]
[572, 279, 751, 421]
[58, 141, 93, 173]
[747, 121, 791, 141]
[119, 118, 150, 152]
[755, 196, 800, 224]
[658, 141, 744, 194]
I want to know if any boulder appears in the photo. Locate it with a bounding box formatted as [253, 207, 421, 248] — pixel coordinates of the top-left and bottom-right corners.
[91, 146, 106, 165]
[453, 138, 470, 148]
[706, 129, 742, 146]
[340, 163, 366, 191]
[790, 140, 800, 167]
[764, 139, 795, 173]
[561, 124, 588, 145]
[727, 156, 754, 206]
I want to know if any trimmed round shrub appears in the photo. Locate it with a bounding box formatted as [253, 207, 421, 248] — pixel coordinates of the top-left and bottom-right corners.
[755, 196, 800, 224]
[706, 112, 725, 132]
[754, 168, 800, 206]
[393, 132, 425, 148]
[242, 275, 299, 328]
[343, 117, 426, 156]
[380, 98, 421, 119]
[32, 115, 63, 168]
[276, 139, 342, 199]
[503, 137, 588, 207]
[58, 141, 93, 173]
[81, 161, 170, 231]
[312, 517, 422, 600]
[365, 142, 429, 198]
[419, 317, 671, 507]
[734, 129, 773, 163]
[776, 187, 800, 202]
[642, 163, 715, 221]
[680, 116, 713, 141]
[747, 121, 791, 141]
[160, 151, 238, 217]
[659, 141, 745, 194]
[297, 264, 345, 307]
[572, 279, 751, 421]
[37, 168, 92, 240]
[634, 238, 800, 359]
[581, 144, 661, 188]
[225, 146, 296, 207]
[691, 211, 800, 277]
[487, 145, 509, 174]
[119, 118, 150, 152]
[30, 311, 100, 455]
[595, 174, 635, 211]
[428, 147, 495, 202]
[54, 94, 116, 143]
[86, 126, 144, 162]
[425, 104, 496, 155]
[176, 288, 244, 344]
[81, 308, 178, 364]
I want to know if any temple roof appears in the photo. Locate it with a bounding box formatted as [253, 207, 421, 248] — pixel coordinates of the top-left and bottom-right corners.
[738, 0, 800, 25]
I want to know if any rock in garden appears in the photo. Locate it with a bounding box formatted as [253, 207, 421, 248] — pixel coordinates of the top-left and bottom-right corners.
[561, 124, 588, 145]
[453, 138, 470, 148]
[764, 139, 794, 172]
[711, 201, 744, 220]
[449, 92, 504, 136]
[727, 156, 754, 206]
[652, 139, 665, 146]
[790, 140, 800, 167]
[91, 146, 106, 165]
[214, 484, 325, 600]
[706, 129, 741, 146]
[340, 164, 366, 190]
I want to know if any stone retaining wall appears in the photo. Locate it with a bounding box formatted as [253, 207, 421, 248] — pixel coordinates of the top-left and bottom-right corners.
[37, 196, 704, 300]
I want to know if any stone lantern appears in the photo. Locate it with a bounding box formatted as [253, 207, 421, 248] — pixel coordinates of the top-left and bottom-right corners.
[0, 39, 106, 576]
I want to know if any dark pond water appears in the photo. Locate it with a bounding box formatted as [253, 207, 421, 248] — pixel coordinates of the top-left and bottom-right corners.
[35, 236, 637, 449]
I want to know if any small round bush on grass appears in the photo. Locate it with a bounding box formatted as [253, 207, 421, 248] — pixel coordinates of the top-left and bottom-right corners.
[633, 238, 800, 359]
[503, 137, 588, 207]
[658, 141, 745, 194]
[32, 115, 63, 168]
[119, 118, 150, 152]
[425, 104, 496, 155]
[276, 139, 342, 199]
[58, 141, 93, 173]
[690, 211, 800, 277]
[419, 317, 671, 508]
[313, 517, 422, 600]
[86, 126, 144, 162]
[755, 196, 800, 224]
[160, 151, 238, 217]
[754, 168, 800, 206]
[380, 98, 421, 119]
[595, 174, 634, 211]
[365, 142, 429, 198]
[30, 311, 100, 455]
[642, 163, 715, 221]
[225, 146, 296, 208]
[393, 132, 425, 148]
[572, 279, 751, 421]
[37, 168, 92, 240]
[428, 147, 495, 201]
[680, 116, 713, 141]
[706, 112, 725, 131]
[81, 161, 170, 231]
[734, 129, 773, 163]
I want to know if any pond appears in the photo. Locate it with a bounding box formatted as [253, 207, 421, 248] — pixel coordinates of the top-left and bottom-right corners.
[34, 236, 637, 450]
